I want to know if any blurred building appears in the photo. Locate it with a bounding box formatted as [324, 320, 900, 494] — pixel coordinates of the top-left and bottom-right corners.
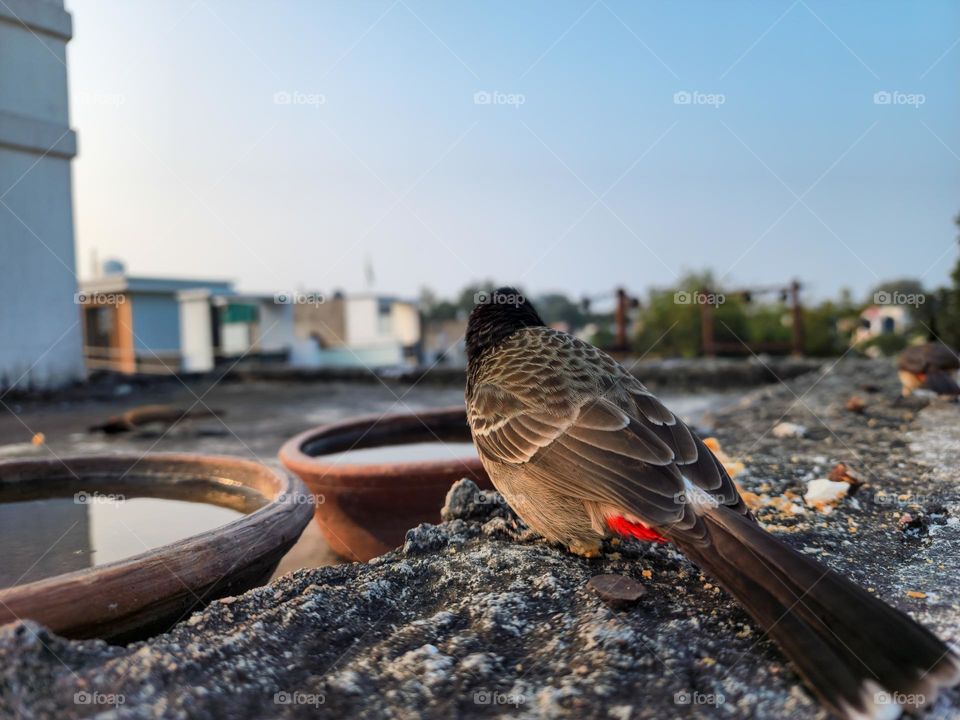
[422, 318, 467, 367]
[0, 0, 84, 390]
[854, 305, 910, 344]
[292, 294, 422, 368]
[79, 262, 295, 374]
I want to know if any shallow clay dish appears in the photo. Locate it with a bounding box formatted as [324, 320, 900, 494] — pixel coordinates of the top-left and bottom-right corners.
[0, 453, 312, 642]
[280, 407, 491, 561]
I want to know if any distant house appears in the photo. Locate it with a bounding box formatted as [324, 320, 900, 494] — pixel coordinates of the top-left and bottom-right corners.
[293, 294, 422, 368]
[422, 318, 468, 367]
[854, 305, 910, 344]
[79, 264, 295, 374]
[0, 0, 85, 390]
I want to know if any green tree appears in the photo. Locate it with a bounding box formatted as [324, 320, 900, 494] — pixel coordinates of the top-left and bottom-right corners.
[633, 271, 722, 357]
[932, 213, 960, 348]
[532, 292, 587, 328]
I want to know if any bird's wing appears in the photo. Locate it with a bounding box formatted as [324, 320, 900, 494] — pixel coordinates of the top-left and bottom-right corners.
[469, 373, 747, 540]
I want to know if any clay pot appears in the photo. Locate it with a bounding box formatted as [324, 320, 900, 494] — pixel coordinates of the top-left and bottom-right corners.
[0, 453, 313, 642]
[279, 406, 490, 561]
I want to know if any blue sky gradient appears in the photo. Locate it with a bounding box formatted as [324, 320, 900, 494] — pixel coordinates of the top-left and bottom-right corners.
[66, 0, 960, 302]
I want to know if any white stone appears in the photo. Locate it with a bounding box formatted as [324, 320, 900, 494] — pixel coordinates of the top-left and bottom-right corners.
[772, 422, 808, 438]
[804, 479, 849, 508]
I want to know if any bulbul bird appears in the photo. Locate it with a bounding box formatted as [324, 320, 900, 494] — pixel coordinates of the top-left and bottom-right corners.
[465, 288, 959, 720]
[897, 343, 960, 397]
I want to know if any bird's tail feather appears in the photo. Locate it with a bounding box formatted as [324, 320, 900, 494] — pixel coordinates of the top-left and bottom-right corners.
[677, 508, 960, 720]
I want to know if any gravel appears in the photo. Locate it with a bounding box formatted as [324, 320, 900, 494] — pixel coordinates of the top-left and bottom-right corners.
[1, 358, 958, 719]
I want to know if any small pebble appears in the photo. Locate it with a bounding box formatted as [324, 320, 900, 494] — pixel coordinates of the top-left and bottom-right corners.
[845, 396, 867, 414]
[588, 574, 646, 608]
[772, 422, 807, 439]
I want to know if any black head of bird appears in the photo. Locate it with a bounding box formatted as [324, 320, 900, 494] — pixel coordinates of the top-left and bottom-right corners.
[465, 286, 545, 364]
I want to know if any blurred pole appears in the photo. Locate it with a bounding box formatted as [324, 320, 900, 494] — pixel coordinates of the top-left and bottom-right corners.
[615, 287, 628, 351]
[791, 280, 804, 356]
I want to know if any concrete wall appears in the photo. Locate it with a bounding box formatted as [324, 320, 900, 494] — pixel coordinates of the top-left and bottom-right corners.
[256, 302, 295, 353]
[293, 297, 346, 347]
[391, 302, 420, 346]
[314, 345, 404, 368]
[343, 297, 380, 346]
[0, 0, 84, 389]
[130, 294, 181, 354]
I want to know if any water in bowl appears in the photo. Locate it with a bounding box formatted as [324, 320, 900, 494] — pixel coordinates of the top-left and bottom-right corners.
[0, 494, 247, 589]
[323, 441, 478, 465]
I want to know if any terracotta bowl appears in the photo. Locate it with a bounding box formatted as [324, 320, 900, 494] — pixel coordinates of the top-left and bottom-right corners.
[279, 406, 491, 561]
[0, 453, 313, 642]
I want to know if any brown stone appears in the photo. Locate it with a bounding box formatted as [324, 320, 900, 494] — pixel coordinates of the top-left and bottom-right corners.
[588, 574, 646, 607]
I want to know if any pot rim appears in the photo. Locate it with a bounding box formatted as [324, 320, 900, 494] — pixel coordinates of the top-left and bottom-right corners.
[279, 406, 484, 484]
[0, 452, 313, 606]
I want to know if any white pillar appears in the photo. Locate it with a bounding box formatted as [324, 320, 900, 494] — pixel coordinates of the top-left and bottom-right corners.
[178, 289, 214, 373]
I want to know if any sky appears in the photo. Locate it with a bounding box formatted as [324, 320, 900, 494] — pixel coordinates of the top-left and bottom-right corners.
[65, 0, 960, 303]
